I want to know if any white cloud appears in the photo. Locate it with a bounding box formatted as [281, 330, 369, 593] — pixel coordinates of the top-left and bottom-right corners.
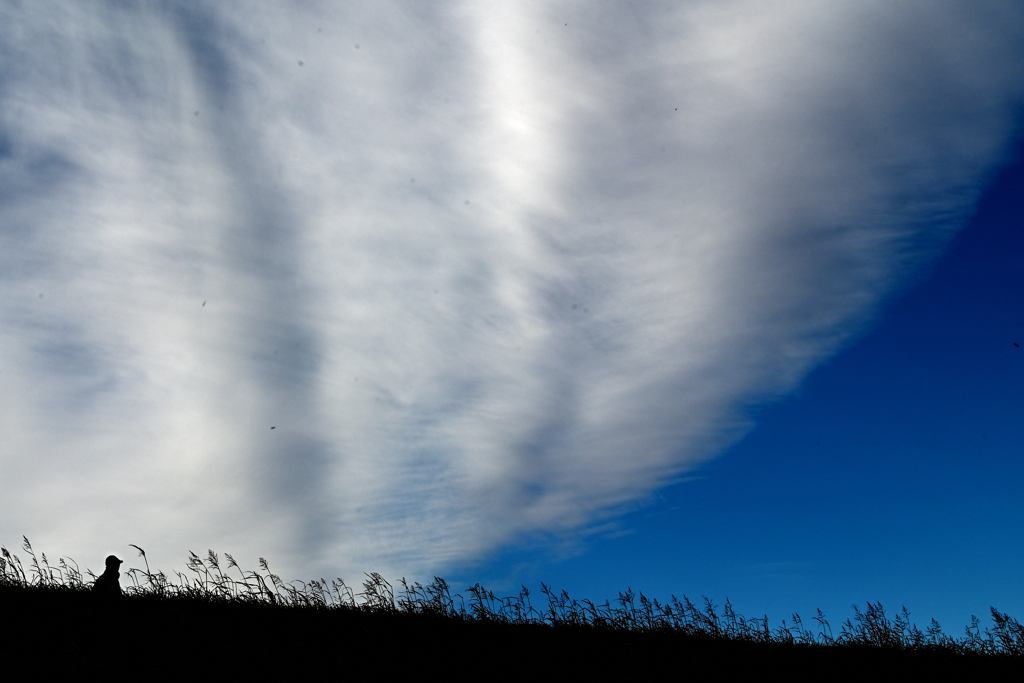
[1, 0, 1022, 579]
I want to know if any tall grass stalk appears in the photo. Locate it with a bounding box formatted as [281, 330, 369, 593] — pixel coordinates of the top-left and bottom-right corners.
[2, 537, 1020, 656]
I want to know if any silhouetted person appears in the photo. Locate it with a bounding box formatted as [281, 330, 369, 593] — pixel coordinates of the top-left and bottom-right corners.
[92, 555, 123, 598]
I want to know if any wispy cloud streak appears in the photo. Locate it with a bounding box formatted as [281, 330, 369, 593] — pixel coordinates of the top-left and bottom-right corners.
[1, 0, 1022, 578]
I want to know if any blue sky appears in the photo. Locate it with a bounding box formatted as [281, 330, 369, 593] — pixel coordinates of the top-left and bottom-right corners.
[447, 141, 1024, 633]
[1, 1, 1023, 635]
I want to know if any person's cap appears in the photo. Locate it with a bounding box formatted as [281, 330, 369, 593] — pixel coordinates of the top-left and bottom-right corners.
[105, 555, 122, 567]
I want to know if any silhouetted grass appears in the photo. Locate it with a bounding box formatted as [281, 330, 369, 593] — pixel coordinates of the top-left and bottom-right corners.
[2, 537, 1021, 675]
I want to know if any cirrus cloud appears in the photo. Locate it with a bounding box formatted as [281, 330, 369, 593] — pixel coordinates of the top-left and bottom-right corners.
[1, 0, 1022, 579]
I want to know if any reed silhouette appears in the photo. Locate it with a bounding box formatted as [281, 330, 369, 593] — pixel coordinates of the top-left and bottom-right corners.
[1, 537, 1021, 675]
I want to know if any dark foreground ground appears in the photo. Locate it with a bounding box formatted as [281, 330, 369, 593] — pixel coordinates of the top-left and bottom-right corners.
[2, 585, 1019, 678]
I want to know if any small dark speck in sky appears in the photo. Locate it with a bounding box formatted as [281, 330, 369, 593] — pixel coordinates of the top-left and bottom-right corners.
[271, 426, 275, 429]
[410, 178, 415, 183]
[1015, 342, 1020, 348]
[355, 44, 360, 50]
[38, 293, 43, 299]
[202, 300, 206, 307]
[572, 303, 578, 310]
[298, 60, 304, 66]
[194, 111, 199, 116]
[318, 28, 323, 33]
[465, 199, 470, 205]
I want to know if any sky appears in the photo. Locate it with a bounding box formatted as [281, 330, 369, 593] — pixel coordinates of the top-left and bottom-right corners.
[1, 1, 1022, 634]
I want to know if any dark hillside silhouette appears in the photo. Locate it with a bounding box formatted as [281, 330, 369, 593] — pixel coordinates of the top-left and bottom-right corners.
[1, 539, 1021, 676]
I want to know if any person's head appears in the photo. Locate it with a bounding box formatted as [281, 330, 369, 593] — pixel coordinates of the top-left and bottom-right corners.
[105, 555, 122, 571]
